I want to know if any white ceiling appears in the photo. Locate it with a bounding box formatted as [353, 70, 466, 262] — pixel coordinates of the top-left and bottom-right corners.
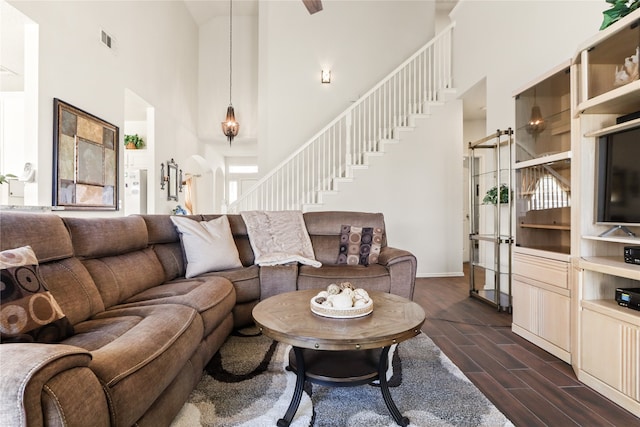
[183, 0, 459, 26]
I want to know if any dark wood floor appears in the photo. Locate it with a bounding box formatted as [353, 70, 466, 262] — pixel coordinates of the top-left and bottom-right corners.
[413, 271, 640, 426]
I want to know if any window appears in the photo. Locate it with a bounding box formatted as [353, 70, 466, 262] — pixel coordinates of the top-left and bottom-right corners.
[530, 174, 570, 210]
[226, 158, 258, 205]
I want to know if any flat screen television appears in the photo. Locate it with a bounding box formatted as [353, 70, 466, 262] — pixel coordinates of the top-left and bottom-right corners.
[596, 124, 640, 232]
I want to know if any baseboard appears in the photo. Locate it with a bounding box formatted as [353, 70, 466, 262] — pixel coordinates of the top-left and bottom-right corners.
[416, 272, 464, 278]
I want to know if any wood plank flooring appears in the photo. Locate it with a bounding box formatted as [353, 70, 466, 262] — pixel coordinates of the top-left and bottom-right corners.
[413, 271, 640, 426]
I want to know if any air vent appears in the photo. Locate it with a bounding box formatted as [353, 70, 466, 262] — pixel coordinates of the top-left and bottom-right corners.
[100, 29, 112, 49]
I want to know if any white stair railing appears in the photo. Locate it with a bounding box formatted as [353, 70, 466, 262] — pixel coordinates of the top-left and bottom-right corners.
[227, 23, 454, 213]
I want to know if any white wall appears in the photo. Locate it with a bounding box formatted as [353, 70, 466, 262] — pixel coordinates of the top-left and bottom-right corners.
[258, 0, 436, 173]
[198, 13, 258, 144]
[319, 100, 464, 277]
[8, 0, 201, 214]
[451, 0, 604, 136]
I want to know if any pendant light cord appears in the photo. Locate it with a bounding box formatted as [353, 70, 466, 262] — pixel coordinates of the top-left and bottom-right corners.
[229, 0, 233, 106]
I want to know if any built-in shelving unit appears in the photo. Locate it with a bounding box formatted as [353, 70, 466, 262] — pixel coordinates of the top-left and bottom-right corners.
[571, 10, 640, 415]
[511, 60, 574, 364]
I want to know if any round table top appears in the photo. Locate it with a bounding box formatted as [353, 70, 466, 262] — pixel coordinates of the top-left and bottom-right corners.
[252, 289, 425, 351]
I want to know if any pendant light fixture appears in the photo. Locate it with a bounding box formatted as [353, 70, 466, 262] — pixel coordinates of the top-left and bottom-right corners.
[221, 0, 239, 145]
[525, 87, 545, 138]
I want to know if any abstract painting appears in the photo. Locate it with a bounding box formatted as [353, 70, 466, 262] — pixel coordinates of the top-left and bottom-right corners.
[53, 99, 119, 209]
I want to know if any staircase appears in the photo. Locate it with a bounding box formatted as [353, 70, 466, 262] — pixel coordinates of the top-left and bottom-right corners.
[227, 24, 455, 214]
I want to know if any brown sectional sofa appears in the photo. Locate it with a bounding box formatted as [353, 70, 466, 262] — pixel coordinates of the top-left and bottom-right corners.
[0, 210, 416, 426]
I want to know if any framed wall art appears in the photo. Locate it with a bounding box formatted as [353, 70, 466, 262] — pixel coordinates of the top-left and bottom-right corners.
[53, 98, 119, 210]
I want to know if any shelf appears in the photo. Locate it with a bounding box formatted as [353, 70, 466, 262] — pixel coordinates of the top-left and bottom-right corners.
[583, 234, 640, 245]
[581, 299, 640, 327]
[579, 256, 640, 280]
[514, 150, 571, 169]
[470, 234, 514, 244]
[584, 117, 640, 138]
[519, 223, 570, 231]
[576, 79, 640, 115]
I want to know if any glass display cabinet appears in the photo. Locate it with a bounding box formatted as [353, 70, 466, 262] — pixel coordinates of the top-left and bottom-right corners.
[511, 62, 573, 364]
[514, 62, 571, 255]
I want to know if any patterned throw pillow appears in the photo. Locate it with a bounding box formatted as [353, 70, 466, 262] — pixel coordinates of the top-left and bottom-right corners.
[337, 225, 384, 266]
[0, 246, 74, 343]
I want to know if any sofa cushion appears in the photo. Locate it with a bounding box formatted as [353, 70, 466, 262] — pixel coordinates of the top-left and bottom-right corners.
[170, 215, 242, 278]
[62, 304, 203, 427]
[200, 265, 260, 303]
[297, 264, 391, 293]
[337, 225, 384, 266]
[0, 246, 73, 343]
[117, 276, 236, 337]
[64, 216, 149, 259]
[0, 212, 74, 262]
[151, 241, 186, 281]
[82, 248, 166, 308]
[38, 257, 105, 325]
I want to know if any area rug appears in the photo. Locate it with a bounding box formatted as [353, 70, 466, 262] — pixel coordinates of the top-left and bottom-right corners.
[171, 328, 513, 427]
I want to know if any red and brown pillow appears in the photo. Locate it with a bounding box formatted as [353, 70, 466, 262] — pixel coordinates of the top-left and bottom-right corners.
[0, 246, 74, 343]
[337, 225, 383, 266]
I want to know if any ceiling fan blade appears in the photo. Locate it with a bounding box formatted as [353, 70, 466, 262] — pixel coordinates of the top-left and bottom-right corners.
[302, 0, 323, 14]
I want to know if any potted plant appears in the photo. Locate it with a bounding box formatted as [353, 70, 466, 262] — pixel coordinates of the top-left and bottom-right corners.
[124, 134, 144, 149]
[600, 0, 640, 30]
[483, 184, 511, 205]
[0, 173, 17, 185]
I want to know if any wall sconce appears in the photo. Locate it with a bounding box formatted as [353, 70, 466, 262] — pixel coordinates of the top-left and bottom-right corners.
[321, 69, 331, 84]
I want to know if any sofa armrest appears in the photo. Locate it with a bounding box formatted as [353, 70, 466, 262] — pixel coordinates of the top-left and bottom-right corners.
[0, 343, 109, 427]
[377, 246, 417, 300]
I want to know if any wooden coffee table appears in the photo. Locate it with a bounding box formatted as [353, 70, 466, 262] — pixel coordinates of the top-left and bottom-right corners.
[252, 289, 425, 427]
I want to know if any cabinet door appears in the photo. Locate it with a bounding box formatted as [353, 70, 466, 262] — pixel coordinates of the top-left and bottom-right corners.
[581, 308, 639, 400]
[513, 277, 570, 352]
[512, 278, 536, 332]
[539, 289, 570, 351]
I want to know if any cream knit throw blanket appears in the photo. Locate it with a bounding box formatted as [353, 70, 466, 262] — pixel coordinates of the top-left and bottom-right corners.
[240, 210, 322, 267]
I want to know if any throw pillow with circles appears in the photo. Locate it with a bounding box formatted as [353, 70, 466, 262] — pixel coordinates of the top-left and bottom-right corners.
[0, 246, 74, 343]
[337, 225, 384, 266]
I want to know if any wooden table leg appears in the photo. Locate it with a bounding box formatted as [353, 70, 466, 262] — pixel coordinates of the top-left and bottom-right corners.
[278, 346, 306, 427]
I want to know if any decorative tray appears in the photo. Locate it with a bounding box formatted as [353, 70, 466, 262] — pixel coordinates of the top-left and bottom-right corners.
[310, 297, 373, 318]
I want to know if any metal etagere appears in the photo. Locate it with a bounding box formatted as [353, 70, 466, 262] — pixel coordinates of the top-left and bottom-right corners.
[468, 129, 513, 312]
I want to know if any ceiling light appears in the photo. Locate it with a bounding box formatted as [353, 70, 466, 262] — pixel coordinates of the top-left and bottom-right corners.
[221, 0, 239, 145]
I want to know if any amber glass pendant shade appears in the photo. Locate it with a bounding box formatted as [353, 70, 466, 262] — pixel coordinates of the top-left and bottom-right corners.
[221, 105, 239, 144]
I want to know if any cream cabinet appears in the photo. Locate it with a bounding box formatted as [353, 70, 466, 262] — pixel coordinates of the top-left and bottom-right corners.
[571, 9, 640, 415]
[512, 61, 573, 362]
[580, 306, 639, 409]
[512, 252, 571, 363]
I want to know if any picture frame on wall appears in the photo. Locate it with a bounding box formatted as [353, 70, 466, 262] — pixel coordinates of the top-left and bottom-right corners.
[52, 98, 119, 210]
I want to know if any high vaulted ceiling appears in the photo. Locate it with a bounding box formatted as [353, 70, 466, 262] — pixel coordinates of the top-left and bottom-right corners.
[182, 0, 458, 26]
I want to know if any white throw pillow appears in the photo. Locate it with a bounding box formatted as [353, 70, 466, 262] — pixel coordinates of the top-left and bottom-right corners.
[170, 215, 243, 278]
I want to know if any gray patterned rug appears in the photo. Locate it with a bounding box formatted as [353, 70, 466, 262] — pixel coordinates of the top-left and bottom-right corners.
[171, 328, 513, 427]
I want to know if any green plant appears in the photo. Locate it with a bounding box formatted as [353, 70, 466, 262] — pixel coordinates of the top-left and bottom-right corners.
[483, 184, 511, 205]
[600, 0, 640, 30]
[124, 133, 144, 149]
[0, 173, 17, 185]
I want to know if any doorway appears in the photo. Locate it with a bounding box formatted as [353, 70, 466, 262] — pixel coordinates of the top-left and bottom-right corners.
[123, 89, 154, 214]
[460, 79, 487, 262]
